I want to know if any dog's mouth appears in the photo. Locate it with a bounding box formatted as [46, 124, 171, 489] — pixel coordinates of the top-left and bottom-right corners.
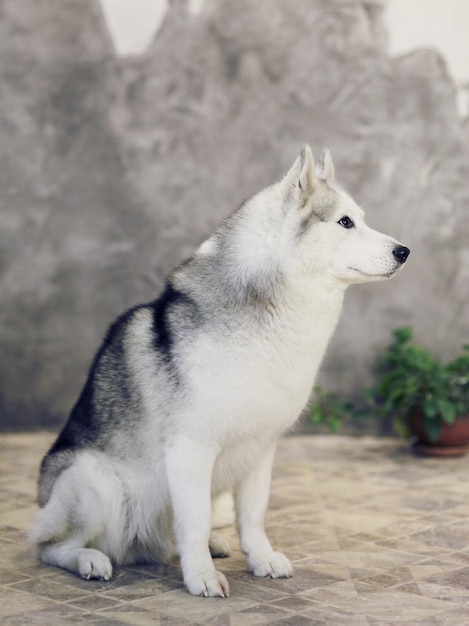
[349, 267, 396, 279]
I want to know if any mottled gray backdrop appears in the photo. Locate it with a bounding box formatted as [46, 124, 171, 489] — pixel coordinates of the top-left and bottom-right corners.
[1, 0, 468, 431]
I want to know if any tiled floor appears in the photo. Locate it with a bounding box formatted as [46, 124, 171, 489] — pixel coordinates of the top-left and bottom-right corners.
[1, 433, 469, 625]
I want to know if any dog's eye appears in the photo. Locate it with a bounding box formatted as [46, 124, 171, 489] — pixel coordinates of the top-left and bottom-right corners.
[338, 216, 354, 229]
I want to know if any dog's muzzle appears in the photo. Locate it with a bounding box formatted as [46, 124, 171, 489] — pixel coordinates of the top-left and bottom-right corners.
[392, 245, 410, 264]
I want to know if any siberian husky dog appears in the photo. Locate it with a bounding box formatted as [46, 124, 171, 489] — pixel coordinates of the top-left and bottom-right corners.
[31, 146, 409, 597]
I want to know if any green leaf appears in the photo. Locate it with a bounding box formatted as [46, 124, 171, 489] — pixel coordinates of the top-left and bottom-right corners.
[425, 419, 442, 443]
[393, 327, 412, 344]
[423, 397, 439, 419]
[328, 417, 341, 432]
[437, 399, 456, 425]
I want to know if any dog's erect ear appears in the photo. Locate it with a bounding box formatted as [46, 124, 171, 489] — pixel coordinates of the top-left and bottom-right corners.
[285, 145, 315, 198]
[298, 144, 315, 193]
[315, 148, 335, 181]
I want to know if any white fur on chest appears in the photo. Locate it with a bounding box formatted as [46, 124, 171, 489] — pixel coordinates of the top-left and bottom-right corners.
[180, 289, 344, 443]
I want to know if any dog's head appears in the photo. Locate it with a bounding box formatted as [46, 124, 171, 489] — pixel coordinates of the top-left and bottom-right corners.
[278, 145, 410, 285]
[198, 145, 409, 297]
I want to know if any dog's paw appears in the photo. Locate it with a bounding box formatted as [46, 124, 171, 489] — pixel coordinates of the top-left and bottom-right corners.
[209, 532, 231, 558]
[185, 568, 230, 598]
[78, 549, 113, 581]
[249, 551, 293, 579]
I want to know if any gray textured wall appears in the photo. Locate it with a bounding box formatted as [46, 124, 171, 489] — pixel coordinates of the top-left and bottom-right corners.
[1, 0, 468, 431]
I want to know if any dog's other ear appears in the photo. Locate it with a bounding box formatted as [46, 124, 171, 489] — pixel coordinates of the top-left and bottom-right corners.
[315, 148, 335, 181]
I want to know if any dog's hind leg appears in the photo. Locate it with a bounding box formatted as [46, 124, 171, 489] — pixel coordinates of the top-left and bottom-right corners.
[31, 452, 124, 580]
[209, 532, 231, 558]
[209, 492, 233, 558]
[41, 540, 113, 581]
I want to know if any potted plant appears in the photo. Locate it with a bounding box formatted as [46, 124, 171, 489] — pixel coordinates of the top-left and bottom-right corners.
[368, 327, 469, 456]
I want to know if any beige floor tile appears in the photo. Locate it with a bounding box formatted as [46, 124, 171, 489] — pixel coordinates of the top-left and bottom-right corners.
[0, 587, 59, 617]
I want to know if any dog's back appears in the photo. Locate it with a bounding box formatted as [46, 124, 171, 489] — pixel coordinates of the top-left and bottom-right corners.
[39, 305, 144, 505]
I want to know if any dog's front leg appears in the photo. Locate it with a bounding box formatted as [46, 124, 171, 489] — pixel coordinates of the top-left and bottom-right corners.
[235, 441, 293, 579]
[165, 439, 229, 597]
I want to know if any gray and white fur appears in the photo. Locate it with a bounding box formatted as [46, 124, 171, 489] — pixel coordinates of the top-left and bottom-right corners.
[31, 145, 410, 597]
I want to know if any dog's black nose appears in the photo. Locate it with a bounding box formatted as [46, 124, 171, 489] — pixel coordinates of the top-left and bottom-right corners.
[393, 245, 410, 264]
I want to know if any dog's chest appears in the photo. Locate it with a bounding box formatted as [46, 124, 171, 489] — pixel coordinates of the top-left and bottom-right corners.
[184, 306, 339, 438]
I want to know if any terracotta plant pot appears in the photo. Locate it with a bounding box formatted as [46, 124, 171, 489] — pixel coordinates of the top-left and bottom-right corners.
[409, 409, 469, 457]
